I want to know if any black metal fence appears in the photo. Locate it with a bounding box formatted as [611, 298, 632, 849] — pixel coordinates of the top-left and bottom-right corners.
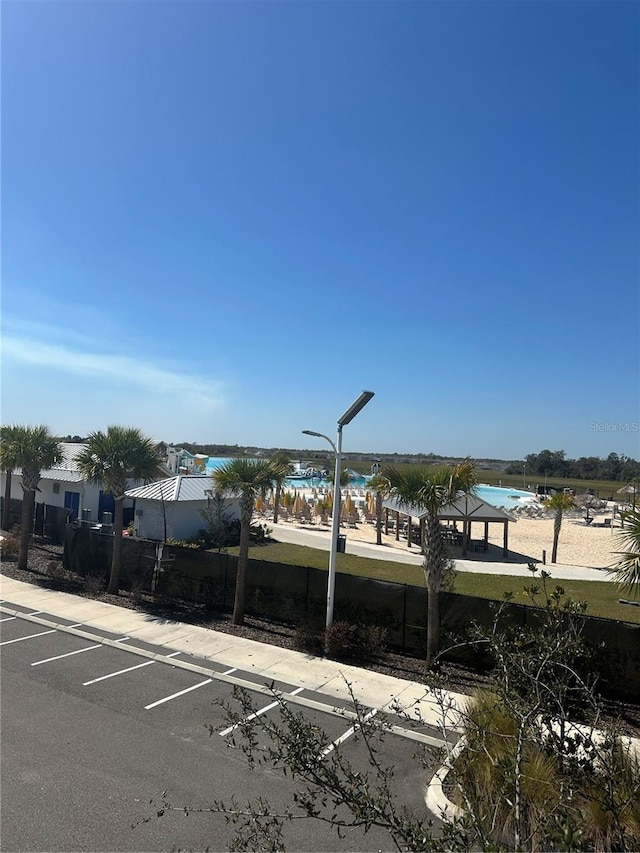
[61, 527, 640, 701]
[2, 499, 72, 545]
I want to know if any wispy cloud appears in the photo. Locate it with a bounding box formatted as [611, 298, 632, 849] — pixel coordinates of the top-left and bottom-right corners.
[3, 332, 225, 407]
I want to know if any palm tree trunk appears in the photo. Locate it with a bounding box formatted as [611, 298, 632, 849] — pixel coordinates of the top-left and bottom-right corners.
[107, 497, 124, 594]
[233, 503, 252, 625]
[551, 508, 562, 564]
[423, 513, 448, 669]
[273, 483, 281, 524]
[375, 492, 383, 545]
[2, 470, 12, 531]
[17, 488, 36, 571]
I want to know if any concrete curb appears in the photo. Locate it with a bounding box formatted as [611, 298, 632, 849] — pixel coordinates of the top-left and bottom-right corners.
[424, 736, 465, 821]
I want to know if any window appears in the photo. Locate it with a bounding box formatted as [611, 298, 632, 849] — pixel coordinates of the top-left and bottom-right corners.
[53, 482, 60, 494]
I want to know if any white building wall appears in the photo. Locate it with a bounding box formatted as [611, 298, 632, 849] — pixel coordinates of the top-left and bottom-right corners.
[135, 498, 240, 541]
[0, 473, 140, 522]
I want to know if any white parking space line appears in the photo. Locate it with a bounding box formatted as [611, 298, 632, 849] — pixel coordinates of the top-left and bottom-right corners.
[0, 616, 17, 623]
[82, 651, 181, 685]
[28, 611, 44, 615]
[222, 667, 237, 675]
[84, 660, 154, 684]
[145, 678, 213, 710]
[68, 623, 83, 628]
[219, 686, 304, 737]
[0, 629, 56, 646]
[31, 644, 102, 666]
[321, 708, 378, 758]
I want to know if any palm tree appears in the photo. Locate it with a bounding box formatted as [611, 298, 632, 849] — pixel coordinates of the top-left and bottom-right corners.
[213, 458, 284, 625]
[270, 451, 292, 524]
[385, 459, 476, 668]
[326, 468, 355, 488]
[10, 426, 63, 571]
[76, 426, 163, 594]
[0, 424, 23, 531]
[547, 492, 576, 564]
[367, 474, 390, 546]
[609, 508, 640, 593]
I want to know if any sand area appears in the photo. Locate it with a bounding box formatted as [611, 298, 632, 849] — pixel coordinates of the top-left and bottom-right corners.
[263, 490, 630, 571]
[348, 513, 619, 569]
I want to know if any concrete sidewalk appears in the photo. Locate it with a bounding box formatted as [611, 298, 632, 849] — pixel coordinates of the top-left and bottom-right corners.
[268, 520, 613, 581]
[0, 573, 466, 731]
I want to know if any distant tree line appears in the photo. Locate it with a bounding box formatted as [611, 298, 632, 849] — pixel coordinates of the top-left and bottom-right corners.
[55, 438, 640, 483]
[506, 449, 640, 482]
[175, 442, 514, 469]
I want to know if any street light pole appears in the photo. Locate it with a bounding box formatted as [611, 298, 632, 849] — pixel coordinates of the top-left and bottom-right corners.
[303, 390, 374, 644]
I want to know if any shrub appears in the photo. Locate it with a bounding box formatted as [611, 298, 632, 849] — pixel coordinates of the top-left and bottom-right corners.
[46, 559, 67, 579]
[85, 572, 106, 597]
[356, 624, 387, 659]
[324, 621, 388, 661]
[165, 537, 204, 549]
[294, 619, 324, 654]
[0, 532, 19, 560]
[130, 580, 148, 606]
[451, 689, 640, 851]
[199, 494, 235, 550]
[451, 690, 563, 849]
[324, 620, 357, 659]
[250, 522, 273, 544]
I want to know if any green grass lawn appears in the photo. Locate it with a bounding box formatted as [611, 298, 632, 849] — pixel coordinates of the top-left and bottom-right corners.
[241, 541, 640, 624]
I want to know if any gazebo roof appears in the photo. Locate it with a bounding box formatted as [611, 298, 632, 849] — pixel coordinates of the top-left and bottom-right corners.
[382, 493, 516, 523]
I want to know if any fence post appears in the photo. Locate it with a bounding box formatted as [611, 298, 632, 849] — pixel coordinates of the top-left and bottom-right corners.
[305, 565, 310, 615]
[402, 584, 407, 653]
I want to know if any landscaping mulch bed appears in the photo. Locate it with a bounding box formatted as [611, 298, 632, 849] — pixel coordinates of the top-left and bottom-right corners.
[2, 538, 639, 736]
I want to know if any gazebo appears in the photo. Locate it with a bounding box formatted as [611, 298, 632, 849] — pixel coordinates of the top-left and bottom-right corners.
[381, 493, 516, 557]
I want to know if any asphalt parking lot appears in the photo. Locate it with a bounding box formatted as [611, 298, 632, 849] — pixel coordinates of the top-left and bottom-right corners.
[1, 606, 444, 852]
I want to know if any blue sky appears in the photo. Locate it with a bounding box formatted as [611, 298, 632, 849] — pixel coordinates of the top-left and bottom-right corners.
[2, 0, 639, 461]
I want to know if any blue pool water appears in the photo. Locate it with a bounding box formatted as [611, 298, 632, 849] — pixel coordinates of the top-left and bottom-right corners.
[204, 458, 534, 511]
[474, 485, 535, 510]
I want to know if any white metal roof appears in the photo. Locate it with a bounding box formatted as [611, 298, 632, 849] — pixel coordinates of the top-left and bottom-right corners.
[25, 443, 87, 482]
[125, 475, 219, 502]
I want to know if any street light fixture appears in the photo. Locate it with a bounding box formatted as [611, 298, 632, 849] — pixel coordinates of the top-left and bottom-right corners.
[302, 390, 374, 642]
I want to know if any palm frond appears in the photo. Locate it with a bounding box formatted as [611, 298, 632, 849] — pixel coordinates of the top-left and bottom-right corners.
[384, 458, 476, 514]
[212, 458, 281, 498]
[76, 426, 162, 494]
[5, 425, 63, 487]
[609, 509, 640, 594]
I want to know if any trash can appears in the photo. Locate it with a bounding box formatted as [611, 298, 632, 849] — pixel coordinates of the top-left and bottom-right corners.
[336, 534, 346, 553]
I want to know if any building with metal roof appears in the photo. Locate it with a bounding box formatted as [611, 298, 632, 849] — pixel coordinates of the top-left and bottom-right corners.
[125, 475, 240, 541]
[1, 443, 118, 526]
[1, 442, 171, 530]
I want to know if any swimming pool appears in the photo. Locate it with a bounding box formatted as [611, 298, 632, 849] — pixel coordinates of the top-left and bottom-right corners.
[204, 458, 535, 511]
[473, 485, 536, 511]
